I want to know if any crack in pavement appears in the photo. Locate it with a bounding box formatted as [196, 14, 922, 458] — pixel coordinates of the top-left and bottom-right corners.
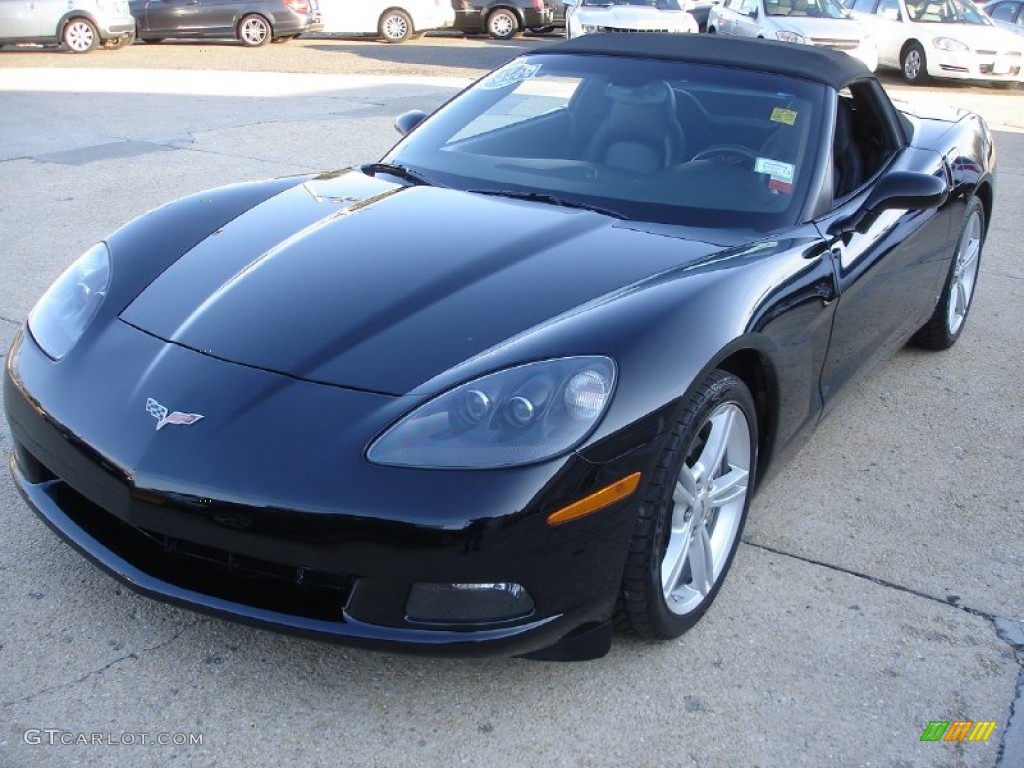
[741, 538, 996, 619]
[1, 315, 22, 327]
[741, 539, 1024, 767]
[0, 620, 205, 710]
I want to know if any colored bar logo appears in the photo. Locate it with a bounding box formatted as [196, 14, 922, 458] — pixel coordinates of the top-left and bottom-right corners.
[920, 721, 997, 742]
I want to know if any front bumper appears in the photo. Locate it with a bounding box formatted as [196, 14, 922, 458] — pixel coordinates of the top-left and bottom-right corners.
[4, 325, 656, 658]
[927, 47, 1023, 83]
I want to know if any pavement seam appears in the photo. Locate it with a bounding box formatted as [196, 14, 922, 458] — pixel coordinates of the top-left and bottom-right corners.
[994, 619, 1024, 767]
[742, 539, 1024, 765]
[0, 621, 202, 710]
[740, 538, 995, 619]
[1, 315, 21, 327]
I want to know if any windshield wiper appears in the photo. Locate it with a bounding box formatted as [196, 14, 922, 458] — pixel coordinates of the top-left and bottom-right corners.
[362, 162, 439, 187]
[467, 189, 626, 219]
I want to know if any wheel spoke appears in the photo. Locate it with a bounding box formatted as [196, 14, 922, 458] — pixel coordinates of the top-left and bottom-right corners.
[673, 472, 697, 509]
[707, 466, 749, 507]
[661, 515, 693, 599]
[693, 408, 734, 485]
[688, 521, 714, 596]
[955, 278, 968, 319]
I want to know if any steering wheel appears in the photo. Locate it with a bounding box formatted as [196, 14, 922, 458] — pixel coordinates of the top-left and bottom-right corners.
[691, 144, 760, 169]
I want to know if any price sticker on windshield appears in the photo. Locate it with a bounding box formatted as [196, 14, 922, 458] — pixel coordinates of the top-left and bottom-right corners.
[770, 107, 799, 126]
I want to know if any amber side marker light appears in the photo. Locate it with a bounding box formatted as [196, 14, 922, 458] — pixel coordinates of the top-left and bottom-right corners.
[547, 472, 642, 526]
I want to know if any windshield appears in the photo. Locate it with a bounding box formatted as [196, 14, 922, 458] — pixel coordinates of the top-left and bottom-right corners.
[582, 0, 683, 8]
[766, 0, 849, 18]
[385, 54, 825, 232]
[903, 0, 990, 23]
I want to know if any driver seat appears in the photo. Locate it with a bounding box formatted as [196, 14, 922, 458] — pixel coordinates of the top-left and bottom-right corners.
[587, 81, 687, 174]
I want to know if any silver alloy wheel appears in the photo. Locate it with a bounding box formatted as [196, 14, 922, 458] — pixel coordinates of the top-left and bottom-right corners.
[661, 402, 751, 615]
[946, 207, 982, 335]
[240, 16, 269, 46]
[489, 10, 517, 38]
[904, 49, 922, 81]
[382, 13, 409, 41]
[65, 21, 95, 52]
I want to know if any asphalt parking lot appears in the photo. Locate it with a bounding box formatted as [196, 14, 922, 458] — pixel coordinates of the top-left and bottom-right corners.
[0, 35, 1022, 768]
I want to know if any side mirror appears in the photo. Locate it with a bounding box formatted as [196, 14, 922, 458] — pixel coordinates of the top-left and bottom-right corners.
[749, 7, 759, 18]
[394, 110, 428, 136]
[830, 171, 949, 236]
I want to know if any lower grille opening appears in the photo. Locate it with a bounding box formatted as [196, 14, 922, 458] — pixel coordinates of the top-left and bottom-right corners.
[51, 481, 353, 623]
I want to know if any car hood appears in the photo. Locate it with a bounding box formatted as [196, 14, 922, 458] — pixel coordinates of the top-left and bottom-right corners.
[915, 21, 1023, 51]
[766, 15, 866, 40]
[577, 6, 695, 30]
[120, 169, 726, 396]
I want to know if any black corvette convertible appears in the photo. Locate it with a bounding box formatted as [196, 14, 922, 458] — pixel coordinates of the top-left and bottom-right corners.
[4, 35, 992, 660]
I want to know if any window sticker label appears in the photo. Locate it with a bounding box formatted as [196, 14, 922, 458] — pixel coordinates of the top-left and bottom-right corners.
[770, 107, 798, 126]
[755, 158, 795, 182]
[481, 62, 541, 90]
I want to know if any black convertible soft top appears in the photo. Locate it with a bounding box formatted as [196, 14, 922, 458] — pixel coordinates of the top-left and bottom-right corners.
[545, 33, 871, 91]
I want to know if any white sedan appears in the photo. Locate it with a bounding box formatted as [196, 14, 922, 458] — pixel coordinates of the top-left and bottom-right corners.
[564, 0, 699, 38]
[708, 0, 879, 71]
[844, 0, 1024, 86]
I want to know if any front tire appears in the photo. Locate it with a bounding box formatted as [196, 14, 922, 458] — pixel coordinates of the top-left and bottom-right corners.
[618, 370, 757, 638]
[901, 42, 928, 84]
[912, 196, 984, 350]
[63, 18, 98, 53]
[487, 8, 519, 40]
[238, 14, 271, 47]
[379, 9, 413, 43]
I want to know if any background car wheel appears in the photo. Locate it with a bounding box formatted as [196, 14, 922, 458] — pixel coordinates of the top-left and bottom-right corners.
[707, 25, 716, 33]
[487, 9, 520, 40]
[63, 18, 98, 53]
[912, 196, 984, 350]
[618, 370, 757, 638]
[101, 29, 135, 49]
[901, 42, 928, 84]
[379, 9, 413, 43]
[237, 14, 271, 47]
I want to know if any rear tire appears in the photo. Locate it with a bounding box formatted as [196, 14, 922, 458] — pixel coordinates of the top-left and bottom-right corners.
[487, 8, 519, 40]
[912, 196, 984, 350]
[618, 370, 757, 638]
[63, 18, 98, 53]
[379, 9, 413, 42]
[238, 14, 271, 47]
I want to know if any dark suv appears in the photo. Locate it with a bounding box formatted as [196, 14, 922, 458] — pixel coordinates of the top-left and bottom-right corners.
[451, 0, 554, 38]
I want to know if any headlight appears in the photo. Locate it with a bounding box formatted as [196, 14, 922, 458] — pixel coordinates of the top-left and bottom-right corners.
[775, 30, 806, 44]
[367, 357, 616, 469]
[932, 37, 969, 52]
[28, 243, 111, 360]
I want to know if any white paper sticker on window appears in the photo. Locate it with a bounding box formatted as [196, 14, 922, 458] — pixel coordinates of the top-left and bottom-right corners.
[754, 158, 796, 183]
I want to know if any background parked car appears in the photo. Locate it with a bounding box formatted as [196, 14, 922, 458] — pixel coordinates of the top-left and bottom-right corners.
[316, 0, 454, 42]
[530, 0, 565, 31]
[844, 0, 1024, 86]
[984, 0, 1024, 36]
[0, 0, 135, 52]
[708, 0, 878, 71]
[451, 0, 554, 39]
[564, 0, 699, 38]
[130, 0, 317, 46]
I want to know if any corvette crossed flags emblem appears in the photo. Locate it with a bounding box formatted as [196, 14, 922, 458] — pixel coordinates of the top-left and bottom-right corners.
[146, 398, 204, 431]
